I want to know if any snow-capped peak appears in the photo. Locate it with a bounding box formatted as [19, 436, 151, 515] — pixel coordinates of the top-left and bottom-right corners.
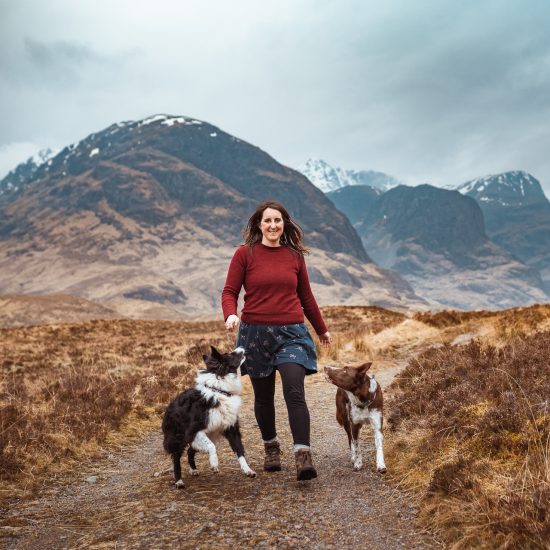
[298, 158, 402, 193]
[138, 114, 203, 127]
[454, 171, 547, 207]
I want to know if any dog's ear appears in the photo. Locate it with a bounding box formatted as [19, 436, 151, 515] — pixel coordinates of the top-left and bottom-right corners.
[358, 362, 372, 372]
[210, 345, 222, 358]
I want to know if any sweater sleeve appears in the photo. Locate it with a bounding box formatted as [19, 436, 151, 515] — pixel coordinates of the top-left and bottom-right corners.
[296, 255, 328, 336]
[221, 247, 247, 321]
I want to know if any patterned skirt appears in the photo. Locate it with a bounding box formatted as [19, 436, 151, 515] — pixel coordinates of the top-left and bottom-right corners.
[236, 321, 318, 378]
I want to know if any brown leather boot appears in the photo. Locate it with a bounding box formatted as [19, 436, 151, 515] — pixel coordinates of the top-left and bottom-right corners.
[295, 448, 317, 481]
[263, 440, 281, 472]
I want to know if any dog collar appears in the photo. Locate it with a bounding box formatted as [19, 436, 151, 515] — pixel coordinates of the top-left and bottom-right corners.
[207, 386, 233, 397]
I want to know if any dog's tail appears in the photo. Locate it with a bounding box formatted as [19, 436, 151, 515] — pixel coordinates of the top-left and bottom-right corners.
[162, 413, 187, 455]
[163, 433, 186, 456]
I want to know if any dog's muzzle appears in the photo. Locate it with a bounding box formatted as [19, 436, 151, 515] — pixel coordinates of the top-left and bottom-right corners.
[233, 346, 246, 366]
[324, 365, 336, 383]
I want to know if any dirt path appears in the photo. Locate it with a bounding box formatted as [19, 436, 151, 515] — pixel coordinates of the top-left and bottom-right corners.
[3, 361, 439, 549]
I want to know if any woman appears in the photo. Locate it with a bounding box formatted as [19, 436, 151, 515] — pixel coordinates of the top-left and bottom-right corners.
[221, 200, 332, 481]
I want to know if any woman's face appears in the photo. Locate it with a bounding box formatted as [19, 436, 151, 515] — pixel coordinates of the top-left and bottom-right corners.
[259, 207, 284, 246]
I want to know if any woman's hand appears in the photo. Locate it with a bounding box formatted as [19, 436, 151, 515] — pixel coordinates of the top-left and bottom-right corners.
[319, 331, 332, 347]
[225, 314, 240, 331]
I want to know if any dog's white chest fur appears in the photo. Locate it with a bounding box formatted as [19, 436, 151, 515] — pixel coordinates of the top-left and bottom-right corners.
[345, 376, 379, 424]
[346, 393, 374, 424]
[206, 395, 242, 433]
[195, 371, 243, 434]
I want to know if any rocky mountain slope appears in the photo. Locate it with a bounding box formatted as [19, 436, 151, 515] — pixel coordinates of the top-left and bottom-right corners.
[0, 115, 424, 319]
[0, 148, 57, 198]
[328, 183, 548, 309]
[298, 158, 401, 193]
[454, 171, 550, 293]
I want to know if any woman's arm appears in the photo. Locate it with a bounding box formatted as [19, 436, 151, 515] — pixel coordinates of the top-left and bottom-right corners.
[296, 255, 329, 339]
[221, 247, 246, 328]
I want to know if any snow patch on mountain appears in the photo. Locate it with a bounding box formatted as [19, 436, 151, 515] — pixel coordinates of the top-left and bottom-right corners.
[139, 114, 203, 127]
[298, 158, 402, 193]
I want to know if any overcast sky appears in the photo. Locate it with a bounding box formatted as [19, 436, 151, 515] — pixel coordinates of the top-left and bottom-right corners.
[1, 0, 550, 192]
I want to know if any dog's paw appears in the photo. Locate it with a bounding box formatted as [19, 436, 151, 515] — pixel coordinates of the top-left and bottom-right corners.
[189, 468, 199, 476]
[210, 466, 220, 474]
[175, 479, 186, 489]
[377, 466, 387, 474]
[245, 469, 257, 478]
[353, 464, 363, 472]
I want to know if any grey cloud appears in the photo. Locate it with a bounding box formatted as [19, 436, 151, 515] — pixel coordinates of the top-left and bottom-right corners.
[1, 37, 141, 89]
[1, 0, 550, 193]
[23, 38, 102, 86]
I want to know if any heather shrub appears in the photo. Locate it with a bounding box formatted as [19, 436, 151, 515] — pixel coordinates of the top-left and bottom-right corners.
[388, 331, 550, 548]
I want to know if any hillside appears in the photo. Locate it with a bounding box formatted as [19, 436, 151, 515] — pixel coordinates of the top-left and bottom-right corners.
[0, 294, 124, 327]
[329, 184, 548, 309]
[0, 115, 424, 318]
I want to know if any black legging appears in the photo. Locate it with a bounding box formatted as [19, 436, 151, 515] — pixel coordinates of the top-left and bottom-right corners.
[249, 363, 310, 446]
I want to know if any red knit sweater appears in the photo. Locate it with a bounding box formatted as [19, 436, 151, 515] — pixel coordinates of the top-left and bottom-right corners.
[221, 244, 328, 336]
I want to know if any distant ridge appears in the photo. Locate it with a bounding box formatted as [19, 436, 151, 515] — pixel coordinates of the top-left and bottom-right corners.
[329, 183, 548, 309]
[452, 171, 550, 294]
[454, 171, 548, 208]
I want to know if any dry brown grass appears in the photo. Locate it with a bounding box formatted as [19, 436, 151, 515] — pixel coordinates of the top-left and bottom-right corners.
[321, 305, 406, 335]
[0, 305, 405, 498]
[314, 305, 405, 362]
[387, 331, 550, 548]
[0, 319, 230, 498]
[414, 304, 550, 338]
[4, 302, 548, 546]
[413, 309, 495, 328]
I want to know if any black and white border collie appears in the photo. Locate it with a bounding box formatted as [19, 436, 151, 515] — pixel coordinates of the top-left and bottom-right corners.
[162, 345, 256, 488]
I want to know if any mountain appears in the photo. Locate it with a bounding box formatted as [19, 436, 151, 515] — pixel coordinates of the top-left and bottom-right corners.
[455, 171, 547, 208]
[326, 185, 381, 224]
[0, 114, 424, 319]
[298, 158, 402, 193]
[453, 171, 550, 293]
[330, 184, 548, 309]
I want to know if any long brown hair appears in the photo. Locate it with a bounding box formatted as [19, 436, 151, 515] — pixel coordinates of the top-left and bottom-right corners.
[243, 200, 309, 255]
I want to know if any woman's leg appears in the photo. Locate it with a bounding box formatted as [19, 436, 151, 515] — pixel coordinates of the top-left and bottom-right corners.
[249, 371, 277, 441]
[276, 363, 310, 447]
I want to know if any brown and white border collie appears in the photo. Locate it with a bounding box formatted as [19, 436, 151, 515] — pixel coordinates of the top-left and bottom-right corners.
[162, 346, 256, 488]
[325, 363, 387, 473]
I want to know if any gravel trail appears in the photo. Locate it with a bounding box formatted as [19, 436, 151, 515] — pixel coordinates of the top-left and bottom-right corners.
[2, 363, 439, 549]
